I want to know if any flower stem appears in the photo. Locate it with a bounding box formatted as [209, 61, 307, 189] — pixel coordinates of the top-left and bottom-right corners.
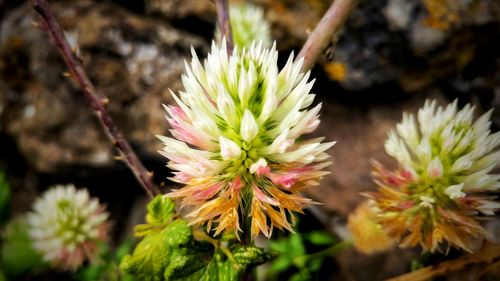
[30, 0, 160, 198]
[215, 0, 234, 55]
[305, 239, 352, 261]
[193, 229, 237, 264]
[297, 0, 358, 72]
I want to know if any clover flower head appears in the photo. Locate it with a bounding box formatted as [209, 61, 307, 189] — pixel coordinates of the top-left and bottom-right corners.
[215, 3, 271, 48]
[28, 184, 109, 270]
[370, 99, 500, 253]
[347, 201, 394, 254]
[159, 40, 334, 238]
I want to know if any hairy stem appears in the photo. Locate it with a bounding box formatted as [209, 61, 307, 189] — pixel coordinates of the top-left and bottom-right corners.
[31, 0, 160, 198]
[297, 0, 358, 72]
[215, 0, 233, 54]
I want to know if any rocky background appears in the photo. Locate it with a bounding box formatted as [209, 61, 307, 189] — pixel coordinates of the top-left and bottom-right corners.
[1, 0, 499, 280]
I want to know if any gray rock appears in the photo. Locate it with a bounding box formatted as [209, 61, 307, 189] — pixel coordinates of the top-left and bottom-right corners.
[0, 2, 207, 172]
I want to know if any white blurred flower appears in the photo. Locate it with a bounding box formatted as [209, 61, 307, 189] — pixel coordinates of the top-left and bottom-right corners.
[28, 184, 109, 270]
[215, 3, 271, 48]
[372, 100, 500, 253]
[385, 99, 499, 193]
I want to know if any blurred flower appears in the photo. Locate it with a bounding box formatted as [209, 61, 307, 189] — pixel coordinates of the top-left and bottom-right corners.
[159, 41, 334, 238]
[215, 3, 271, 48]
[28, 184, 109, 270]
[369, 100, 500, 253]
[347, 201, 394, 254]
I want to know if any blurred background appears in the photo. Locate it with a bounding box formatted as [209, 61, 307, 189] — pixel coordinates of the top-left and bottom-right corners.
[0, 0, 499, 280]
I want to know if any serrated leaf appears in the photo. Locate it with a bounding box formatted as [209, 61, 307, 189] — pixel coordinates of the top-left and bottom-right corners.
[233, 245, 275, 268]
[120, 219, 192, 281]
[135, 196, 177, 237]
[120, 231, 171, 281]
[146, 196, 176, 225]
[187, 251, 238, 281]
[164, 243, 212, 280]
[171, 245, 273, 281]
[121, 196, 274, 281]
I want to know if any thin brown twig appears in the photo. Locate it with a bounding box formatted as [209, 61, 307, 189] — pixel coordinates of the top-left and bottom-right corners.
[31, 0, 160, 198]
[386, 243, 500, 281]
[297, 0, 358, 72]
[215, 0, 233, 54]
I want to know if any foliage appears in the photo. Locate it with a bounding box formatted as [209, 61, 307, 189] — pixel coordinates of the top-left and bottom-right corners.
[267, 230, 338, 281]
[0, 171, 11, 225]
[0, 216, 46, 278]
[120, 195, 274, 281]
[76, 240, 135, 281]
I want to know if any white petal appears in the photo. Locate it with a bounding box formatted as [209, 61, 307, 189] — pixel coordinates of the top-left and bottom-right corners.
[451, 155, 473, 172]
[444, 183, 466, 199]
[219, 136, 241, 160]
[240, 109, 259, 142]
[427, 157, 443, 178]
[416, 138, 432, 164]
[249, 158, 268, 174]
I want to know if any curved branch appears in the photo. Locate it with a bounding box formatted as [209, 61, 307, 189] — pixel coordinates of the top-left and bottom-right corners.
[297, 0, 358, 72]
[31, 0, 160, 198]
[215, 0, 233, 55]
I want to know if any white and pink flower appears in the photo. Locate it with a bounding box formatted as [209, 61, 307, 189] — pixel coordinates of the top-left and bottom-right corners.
[159, 41, 334, 238]
[28, 185, 109, 270]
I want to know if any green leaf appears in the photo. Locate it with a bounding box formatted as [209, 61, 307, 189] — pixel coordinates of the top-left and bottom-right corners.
[76, 240, 136, 281]
[120, 219, 192, 281]
[121, 195, 273, 281]
[289, 234, 306, 257]
[268, 256, 292, 275]
[232, 245, 275, 268]
[290, 269, 311, 281]
[269, 239, 289, 253]
[135, 196, 177, 237]
[116, 239, 135, 263]
[146, 196, 176, 225]
[120, 195, 199, 281]
[180, 245, 274, 281]
[0, 171, 11, 224]
[305, 231, 335, 246]
[164, 220, 192, 246]
[120, 232, 171, 281]
[307, 257, 322, 272]
[176, 251, 236, 281]
[1, 216, 46, 278]
[164, 243, 212, 280]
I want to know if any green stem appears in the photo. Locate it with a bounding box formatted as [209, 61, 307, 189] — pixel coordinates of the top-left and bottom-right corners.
[241, 192, 255, 281]
[300, 240, 352, 263]
[193, 229, 237, 264]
